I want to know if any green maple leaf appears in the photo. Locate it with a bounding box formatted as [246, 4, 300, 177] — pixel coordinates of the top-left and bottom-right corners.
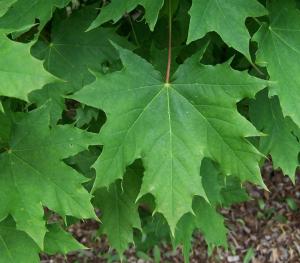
[87, 0, 164, 31]
[0, 104, 97, 248]
[0, 217, 85, 263]
[201, 158, 249, 207]
[174, 197, 227, 263]
[250, 89, 300, 182]
[44, 224, 86, 255]
[93, 165, 142, 255]
[72, 45, 266, 232]
[188, 0, 267, 59]
[29, 83, 71, 126]
[32, 6, 133, 90]
[0, 0, 71, 33]
[253, 0, 300, 128]
[0, 217, 40, 263]
[0, 35, 55, 101]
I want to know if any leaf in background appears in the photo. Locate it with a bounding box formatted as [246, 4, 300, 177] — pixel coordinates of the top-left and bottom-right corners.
[0, 0, 71, 33]
[0, 35, 55, 101]
[44, 224, 86, 255]
[29, 83, 71, 126]
[32, 6, 133, 90]
[201, 158, 249, 207]
[250, 89, 300, 181]
[72, 45, 266, 232]
[93, 166, 142, 255]
[188, 0, 267, 59]
[0, 217, 40, 263]
[87, 0, 164, 31]
[0, 104, 97, 248]
[253, 0, 300, 129]
[175, 197, 227, 263]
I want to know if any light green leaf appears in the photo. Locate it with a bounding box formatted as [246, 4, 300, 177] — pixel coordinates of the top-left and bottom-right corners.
[44, 224, 86, 255]
[250, 89, 300, 181]
[0, 217, 40, 263]
[72, 46, 266, 232]
[0, 0, 71, 33]
[87, 0, 164, 31]
[0, 35, 55, 101]
[93, 166, 142, 255]
[253, 0, 300, 128]
[188, 0, 267, 59]
[0, 104, 97, 248]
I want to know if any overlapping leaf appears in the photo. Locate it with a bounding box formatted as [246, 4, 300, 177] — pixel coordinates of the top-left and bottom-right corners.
[87, 0, 164, 31]
[72, 46, 266, 232]
[0, 218, 40, 263]
[253, 0, 300, 128]
[0, 217, 86, 263]
[188, 0, 267, 59]
[0, 0, 71, 33]
[93, 166, 142, 255]
[250, 90, 300, 181]
[32, 6, 133, 90]
[175, 197, 227, 262]
[174, 159, 248, 262]
[0, 35, 55, 101]
[0, 104, 97, 248]
[44, 224, 86, 255]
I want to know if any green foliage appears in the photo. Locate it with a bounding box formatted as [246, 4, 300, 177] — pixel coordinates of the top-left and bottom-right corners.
[0, 0, 299, 262]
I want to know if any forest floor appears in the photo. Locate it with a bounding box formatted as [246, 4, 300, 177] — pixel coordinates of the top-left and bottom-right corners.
[41, 163, 300, 263]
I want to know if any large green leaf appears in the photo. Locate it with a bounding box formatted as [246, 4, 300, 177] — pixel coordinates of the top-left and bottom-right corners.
[0, 0, 71, 32]
[188, 0, 267, 59]
[72, 46, 266, 232]
[0, 104, 97, 248]
[253, 0, 300, 128]
[0, 35, 55, 101]
[250, 89, 300, 181]
[87, 0, 164, 31]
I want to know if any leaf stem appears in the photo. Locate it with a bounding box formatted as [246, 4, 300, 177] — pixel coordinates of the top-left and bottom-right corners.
[165, 0, 172, 84]
[127, 14, 140, 47]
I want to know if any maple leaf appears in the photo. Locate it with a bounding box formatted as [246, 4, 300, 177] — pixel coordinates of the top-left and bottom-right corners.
[0, 104, 97, 248]
[93, 165, 142, 255]
[0, 217, 86, 263]
[253, 0, 300, 128]
[32, 6, 133, 90]
[201, 158, 249, 207]
[188, 0, 267, 59]
[0, 0, 71, 33]
[175, 197, 227, 263]
[87, 0, 164, 31]
[44, 224, 86, 255]
[0, 35, 55, 101]
[250, 89, 300, 182]
[72, 45, 266, 232]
